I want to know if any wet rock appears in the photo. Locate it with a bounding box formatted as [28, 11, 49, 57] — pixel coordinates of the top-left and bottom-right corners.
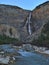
[0, 55, 10, 64]
[22, 44, 32, 51]
[33, 45, 47, 52]
[0, 51, 4, 54]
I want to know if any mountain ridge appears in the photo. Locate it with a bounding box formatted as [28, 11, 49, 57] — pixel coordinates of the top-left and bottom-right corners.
[0, 1, 49, 45]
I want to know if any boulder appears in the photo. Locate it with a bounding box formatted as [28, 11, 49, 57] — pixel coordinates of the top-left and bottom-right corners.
[22, 44, 32, 51]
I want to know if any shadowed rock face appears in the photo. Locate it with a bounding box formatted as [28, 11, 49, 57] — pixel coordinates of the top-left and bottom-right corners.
[0, 1, 49, 42]
[30, 1, 49, 42]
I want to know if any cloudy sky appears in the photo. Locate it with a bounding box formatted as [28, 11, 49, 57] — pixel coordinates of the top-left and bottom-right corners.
[0, 0, 48, 10]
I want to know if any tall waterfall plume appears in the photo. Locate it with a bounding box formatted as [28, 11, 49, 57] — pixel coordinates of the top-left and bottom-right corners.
[26, 12, 32, 35]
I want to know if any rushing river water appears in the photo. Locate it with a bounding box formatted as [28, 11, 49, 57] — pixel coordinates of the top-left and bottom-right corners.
[11, 53, 49, 65]
[0, 44, 49, 65]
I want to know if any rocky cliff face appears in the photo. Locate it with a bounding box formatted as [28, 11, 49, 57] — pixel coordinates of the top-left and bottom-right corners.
[29, 1, 49, 42]
[0, 1, 49, 43]
[0, 4, 30, 41]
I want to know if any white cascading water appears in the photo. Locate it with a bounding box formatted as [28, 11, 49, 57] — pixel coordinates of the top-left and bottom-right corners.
[28, 22, 31, 35]
[25, 12, 32, 35]
[28, 13, 32, 35]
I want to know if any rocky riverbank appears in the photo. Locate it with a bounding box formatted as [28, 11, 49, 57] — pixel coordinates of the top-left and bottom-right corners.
[0, 44, 49, 65]
[0, 44, 21, 65]
[22, 44, 49, 55]
[33, 45, 49, 56]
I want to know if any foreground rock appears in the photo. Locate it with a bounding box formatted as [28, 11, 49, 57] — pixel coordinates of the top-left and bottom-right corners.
[0, 55, 10, 64]
[22, 44, 33, 51]
[42, 50, 49, 55]
[33, 45, 49, 55]
[0, 44, 22, 65]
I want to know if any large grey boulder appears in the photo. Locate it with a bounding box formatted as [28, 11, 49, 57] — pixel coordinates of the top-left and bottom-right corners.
[22, 44, 32, 51]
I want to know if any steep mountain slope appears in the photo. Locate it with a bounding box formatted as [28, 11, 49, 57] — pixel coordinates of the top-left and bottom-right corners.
[24, 1, 49, 42]
[32, 21, 49, 47]
[0, 4, 30, 42]
[30, 1, 49, 40]
[0, 1, 49, 44]
[31, 1, 49, 47]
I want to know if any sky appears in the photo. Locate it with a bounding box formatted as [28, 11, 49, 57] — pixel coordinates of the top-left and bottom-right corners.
[0, 0, 48, 10]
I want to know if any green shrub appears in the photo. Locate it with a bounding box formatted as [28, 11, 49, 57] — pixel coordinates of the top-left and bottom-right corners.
[0, 35, 20, 44]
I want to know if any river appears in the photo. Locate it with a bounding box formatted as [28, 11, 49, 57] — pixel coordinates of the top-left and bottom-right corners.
[0, 44, 49, 65]
[11, 53, 49, 65]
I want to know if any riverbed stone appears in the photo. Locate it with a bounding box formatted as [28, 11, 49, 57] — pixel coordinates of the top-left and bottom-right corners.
[22, 44, 32, 51]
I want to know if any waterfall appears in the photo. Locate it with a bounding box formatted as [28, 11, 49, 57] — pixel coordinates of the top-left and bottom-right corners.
[28, 22, 32, 35]
[28, 13, 32, 35]
[25, 13, 32, 35]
